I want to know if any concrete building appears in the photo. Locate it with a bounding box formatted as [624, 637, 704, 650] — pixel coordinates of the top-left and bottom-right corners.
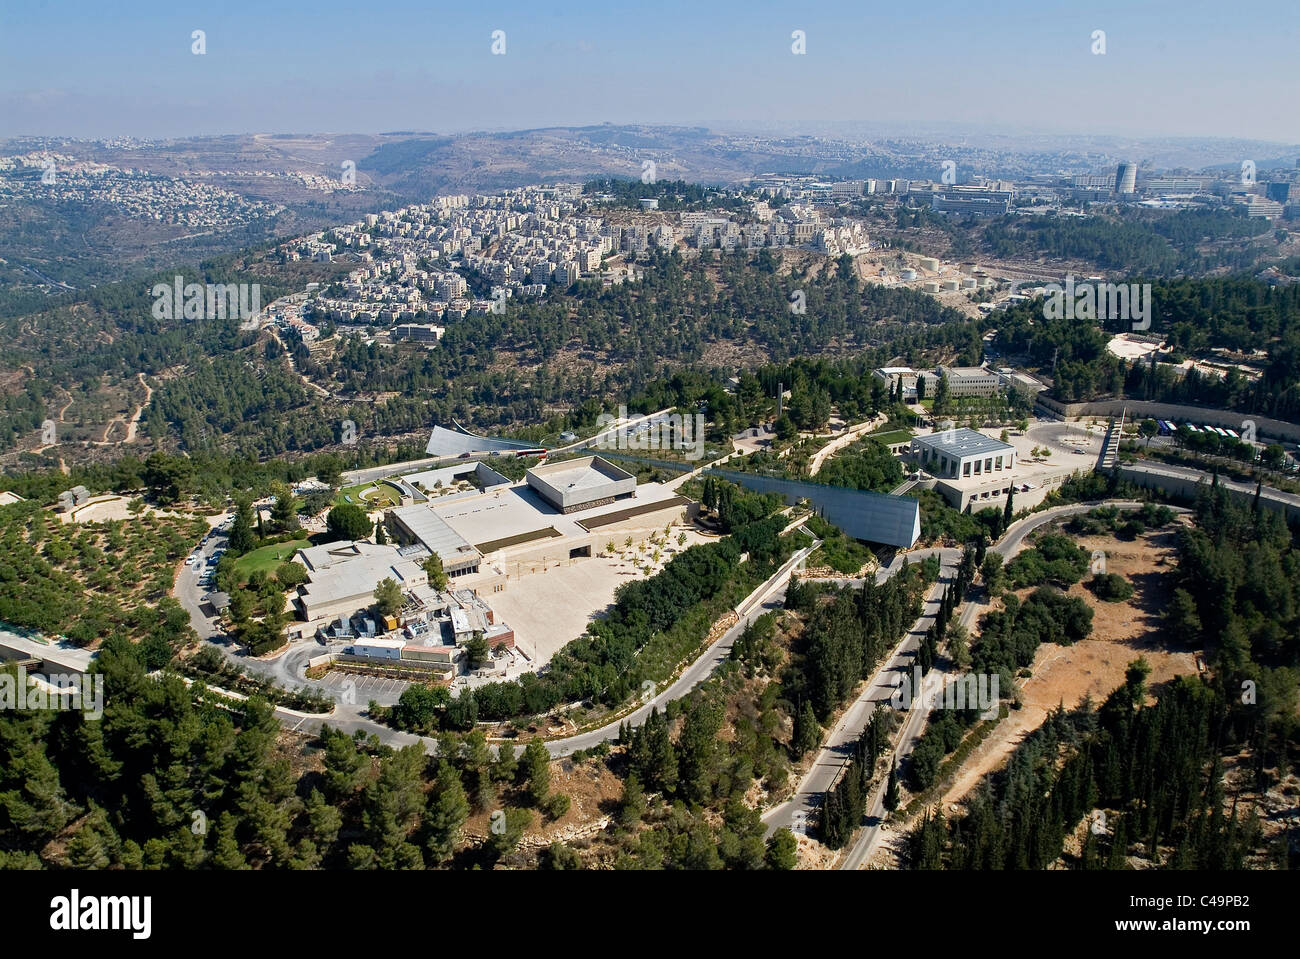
[920, 366, 1003, 399]
[872, 367, 919, 399]
[381, 456, 690, 595]
[910, 428, 1021, 511]
[1116, 162, 1138, 194]
[352, 637, 405, 660]
[525, 456, 636, 514]
[996, 368, 1048, 396]
[911, 428, 1016, 481]
[292, 541, 430, 624]
[402, 460, 512, 496]
[387, 505, 483, 577]
[930, 189, 1012, 217]
[393, 323, 445, 343]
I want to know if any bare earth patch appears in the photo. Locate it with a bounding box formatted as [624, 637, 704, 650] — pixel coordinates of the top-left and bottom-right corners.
[940, 526, 1198, 813]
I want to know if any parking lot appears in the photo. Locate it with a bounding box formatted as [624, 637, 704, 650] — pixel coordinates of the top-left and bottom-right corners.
[316, 669, 411, 706]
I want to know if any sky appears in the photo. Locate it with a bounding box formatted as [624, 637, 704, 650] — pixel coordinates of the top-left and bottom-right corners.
[1, 0, 1297, 143]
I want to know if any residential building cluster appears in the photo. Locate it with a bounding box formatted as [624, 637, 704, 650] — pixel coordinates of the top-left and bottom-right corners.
[0, 153, 284, 227]
[287, 186, 626, 326]
[676, 203, 870, 254]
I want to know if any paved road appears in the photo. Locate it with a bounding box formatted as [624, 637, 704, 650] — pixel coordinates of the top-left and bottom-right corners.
[542, 536, 821, 757]
[339, 408, 677, 487]
[169, 495, 1182, 786]
[833, 500, 1190, 869]
[762, 548, 960, 838]
[761, 502, 1147, 844]
[807, 414, 889, 476]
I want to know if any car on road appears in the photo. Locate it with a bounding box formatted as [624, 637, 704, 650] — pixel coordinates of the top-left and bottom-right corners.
[1072, 448, 1085, 455]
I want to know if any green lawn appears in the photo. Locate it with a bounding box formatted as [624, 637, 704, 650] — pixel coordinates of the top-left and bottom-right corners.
[868, 428, 915, 447]
[335, 482, 371, 505]
[335, 480, 405, 510]
[231, 539, 312, 581]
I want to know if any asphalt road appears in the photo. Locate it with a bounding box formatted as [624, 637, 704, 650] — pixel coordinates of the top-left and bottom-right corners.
[762, 548, 961, 838]
[170, 492, 1183, 800]
[193, 534, 824, 759]
[339, 408, 680, 487]
[833, 500, 1190, 869]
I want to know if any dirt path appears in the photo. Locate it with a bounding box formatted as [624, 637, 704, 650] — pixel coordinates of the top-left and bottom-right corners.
[807, 413, 890, 476]
[269, 326, 331, 398]
[56, 388, 74, 422]
[124, 372, 152, 442]
[89, 372, 152, 445]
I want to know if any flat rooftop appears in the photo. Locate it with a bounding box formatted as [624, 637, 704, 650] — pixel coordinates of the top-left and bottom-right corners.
[388, 504, 479, 565]
[298, 549, 427, 608]
[529, 459, 626, 496]
[913, 427, 1016, 459]
[402, 461, 510, 491]
[525, 455, 636, 511]
[427, 478, 683, 553]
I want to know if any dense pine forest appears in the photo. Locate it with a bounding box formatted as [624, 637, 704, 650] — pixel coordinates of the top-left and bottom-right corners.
[906, 486, 1299, 870]
[998, 276, 1300, 412]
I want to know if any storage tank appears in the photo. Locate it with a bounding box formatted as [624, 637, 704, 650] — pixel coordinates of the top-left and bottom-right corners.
[923, 281, 941, 293]
[919, 257, 940, 272]
[961, 277, 977, 289]
[900, 268, 917, 281]
[941, 279, 960, 291]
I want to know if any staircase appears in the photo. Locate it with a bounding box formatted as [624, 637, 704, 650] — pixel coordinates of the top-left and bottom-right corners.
[1097, 409, 1126, 471]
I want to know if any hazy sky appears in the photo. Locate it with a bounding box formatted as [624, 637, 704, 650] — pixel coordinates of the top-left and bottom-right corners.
[1, 0, 1296, 143]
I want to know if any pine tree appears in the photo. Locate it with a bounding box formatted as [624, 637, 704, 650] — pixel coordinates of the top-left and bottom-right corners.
[792, 700, 821, 758]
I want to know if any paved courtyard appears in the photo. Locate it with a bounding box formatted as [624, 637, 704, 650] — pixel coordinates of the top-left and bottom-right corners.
[485, 527, 716, 667]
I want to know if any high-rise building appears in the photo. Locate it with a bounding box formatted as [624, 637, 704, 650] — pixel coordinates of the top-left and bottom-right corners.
[1116, 161, 1138, 194]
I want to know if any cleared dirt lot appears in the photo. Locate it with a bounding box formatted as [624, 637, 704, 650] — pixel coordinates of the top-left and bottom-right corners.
[939, 524, 1199, 812]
